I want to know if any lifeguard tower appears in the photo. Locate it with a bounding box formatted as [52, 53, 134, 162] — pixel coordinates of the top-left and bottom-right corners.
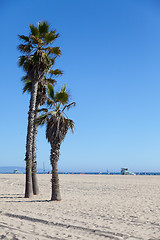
[121, 168, 135, 175]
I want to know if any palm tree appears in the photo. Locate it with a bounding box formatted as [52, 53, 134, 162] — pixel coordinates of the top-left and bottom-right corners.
[37, 84, 75, 200]
[18, 21, 62, 198]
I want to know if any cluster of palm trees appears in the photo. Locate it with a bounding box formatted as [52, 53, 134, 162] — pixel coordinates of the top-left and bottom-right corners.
[18, 21, 75, 200]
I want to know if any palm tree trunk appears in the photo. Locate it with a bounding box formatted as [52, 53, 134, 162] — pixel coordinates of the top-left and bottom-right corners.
[50, 143, 61, 201]
[32, 101, 40, 195]
[25, 80, 38, 198]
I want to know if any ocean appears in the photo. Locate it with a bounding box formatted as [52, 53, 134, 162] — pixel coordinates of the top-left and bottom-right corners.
[0, 167, 160, 175]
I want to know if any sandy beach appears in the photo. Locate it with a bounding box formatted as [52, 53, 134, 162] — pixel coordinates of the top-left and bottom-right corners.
[0, 174, 160, 240]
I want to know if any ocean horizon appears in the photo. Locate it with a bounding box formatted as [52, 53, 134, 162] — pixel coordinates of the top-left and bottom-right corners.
[0, 166, 160, 175]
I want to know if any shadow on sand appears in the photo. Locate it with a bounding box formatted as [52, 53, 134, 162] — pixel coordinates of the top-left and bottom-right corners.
[0, 194, 50, 202]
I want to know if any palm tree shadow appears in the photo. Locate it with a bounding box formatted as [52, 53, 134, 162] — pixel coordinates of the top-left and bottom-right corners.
[6, 200, 50, 203]
[29, 200, 50, 203]
[0, 194, 51, 202]
[0, 194, 24, 199]
[1, 194, 22, 196]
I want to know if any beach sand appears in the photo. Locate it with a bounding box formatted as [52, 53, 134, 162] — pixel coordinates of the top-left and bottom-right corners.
[0, 174, 160, 240]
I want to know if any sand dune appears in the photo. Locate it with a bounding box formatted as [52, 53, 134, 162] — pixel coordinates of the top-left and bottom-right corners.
[0, 174, 160, 239]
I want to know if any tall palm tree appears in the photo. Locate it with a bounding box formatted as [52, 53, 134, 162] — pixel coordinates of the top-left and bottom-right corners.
[37, 85, 75, 200]
[18, 21, 62, 198]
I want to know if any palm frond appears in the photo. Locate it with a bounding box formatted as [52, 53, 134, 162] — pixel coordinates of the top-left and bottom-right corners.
[50, 57, 56, 64]
[18, 56, 26, 66]
[46, 97, 55, 107]
[47, 47, 61, 56]
[23, 82, 32, 93]
[18, 44, 32, 53]
[18, 35, 29, 42]
[24, 78, 31, 84]
[61, 84, 67, 92]
[36, 114, 48, 126]
[38, 21, 49, 35]
[67, 119, 75, 133]
[47, 84, 54, 100]
[22, 61, 30, 72]
[30, 35, 39, 44]
[29, 24, 39, 37]
[62, 102, 76, 112]
[50, 110, 58, 116]
[38, 108, 48, 113]
[49, 69, 63, 76]
[46, 78, 57, 85]
[44, 31, 59, 43]
[21, 75, 28, 82]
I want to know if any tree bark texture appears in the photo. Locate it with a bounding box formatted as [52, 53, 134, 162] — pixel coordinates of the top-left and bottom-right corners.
[25, 80, 38, 198]
[50, 143, 61, 201]
[32, 101, 40, 195]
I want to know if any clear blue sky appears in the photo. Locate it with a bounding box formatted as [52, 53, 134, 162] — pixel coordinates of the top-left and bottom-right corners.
[0, 0, 160, 172]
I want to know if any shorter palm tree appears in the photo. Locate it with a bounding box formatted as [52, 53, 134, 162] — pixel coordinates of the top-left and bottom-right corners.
[37, 84, 75, 200]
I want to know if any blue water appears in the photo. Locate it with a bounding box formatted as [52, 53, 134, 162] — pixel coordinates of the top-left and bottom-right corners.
[59, 172, 160, 175]
[0, 166, 160, 175]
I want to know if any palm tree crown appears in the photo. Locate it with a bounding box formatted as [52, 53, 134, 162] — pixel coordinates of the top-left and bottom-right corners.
[18, 21, 62, 81]
[37, 84, 75, 143]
